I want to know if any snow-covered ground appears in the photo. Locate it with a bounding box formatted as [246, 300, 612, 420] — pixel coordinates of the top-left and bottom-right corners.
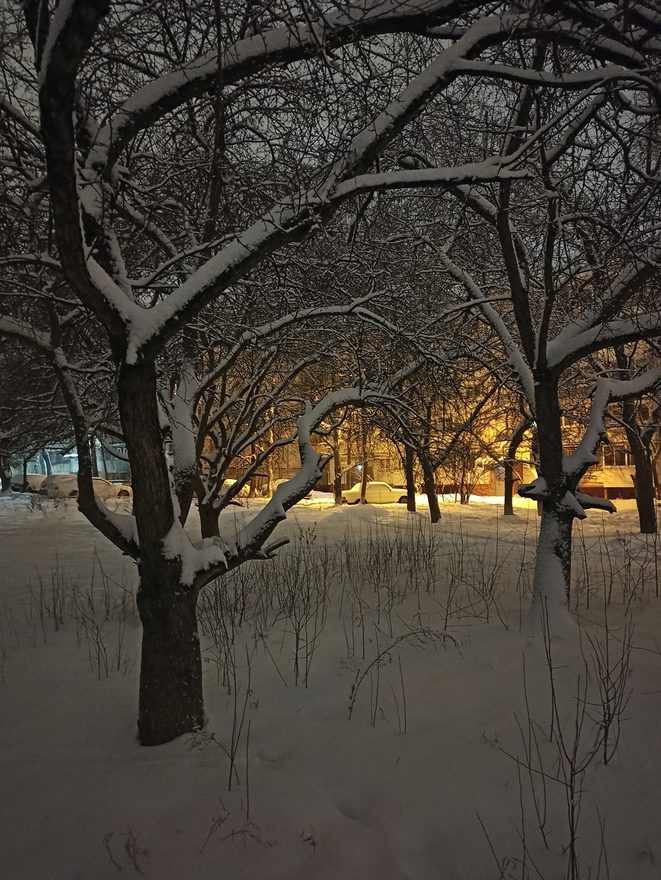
[1, 492, 660, 879]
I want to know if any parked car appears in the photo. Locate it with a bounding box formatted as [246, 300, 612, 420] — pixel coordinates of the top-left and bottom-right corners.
[106, 480, 133, 499]
[11, 473, 46, 492]
[341, 481, 407, 504]
[40, 474, 132, 500]
[220, 478, 250, 498]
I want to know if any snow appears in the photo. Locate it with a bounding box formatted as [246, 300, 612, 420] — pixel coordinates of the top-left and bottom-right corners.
[0, 315, 51, 351]
[548, 313, 661, 369]
[86, 0, 501, 170]
[332, 162, 530, 199]
[166, 363, 198, 474]
[1, 492, 661, 879]
[102, 501, 139, 545]
[37, 0, 77, 87]
[92, 11, 548, 365]
[563, 368, 661, 480]
[162, 520, 228, 585]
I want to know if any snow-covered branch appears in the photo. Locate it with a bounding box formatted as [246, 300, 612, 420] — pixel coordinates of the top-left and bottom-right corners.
[414, 234, 535, 401]
[548, 313, 661, 372]
[0, 315, 52, 352]
[564, 366, 661, 482]
[86, 2, 517, 173]
[193, 293, 383, 397]
[51, 346, 139, 558]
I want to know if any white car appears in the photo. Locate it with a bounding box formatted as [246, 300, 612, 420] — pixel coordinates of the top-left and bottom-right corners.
[40, 474, 132, 500]
[11, 473, 46, 492]
[341, 481, 407, 504]
[220, 478, 250, 498]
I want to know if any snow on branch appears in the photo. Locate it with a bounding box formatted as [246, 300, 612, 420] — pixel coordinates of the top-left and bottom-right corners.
[331, 162, 531, 199]
[37, 0, 140, 342]
[86, 1, 515, 171]
[548, 312, 661, 371]
[575, 493, 617, 514]
[228, 388, 382, 565]
[187, 359, 427, 586]
[37, 0, 78, 86]
[518, 367, 661, 518]
[607, 366, 661, 402]
[162, 361, 198, 484]
[92, 12, 542, 360]
[162, 522, 229, 587]
[0, 95, 43, 143]
[0, 315, 51, 352]
[413, 233, 535, 401]
[0, 253, 61, 272]
[517, 477, 616, 519]
[564, 367, 661, 481]
[163, 372, 405, 586]
[549, 241, 661, 359]
[193, 292, 384, 397]
[454, 60, 652, 92]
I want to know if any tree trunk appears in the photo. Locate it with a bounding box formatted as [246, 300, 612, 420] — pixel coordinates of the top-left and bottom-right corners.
[99, 441, 109, 479]
[333, 429, 343, 506]
[420, 452, 440, 523]
[118, 361, 204, 745]
[621, 400, 657, 534]
[41, 450, 52, 476]
[199, 500, 220, 538]
[526, 375, 578, 634]
[616, 348, 656, 533]
[89, 437, 99, 477]
[137, 579, 204, 745]
[459, 468, 470, 505]
[0, 456, 10, 492]
[248, 442, 258, 497]
[504, 418, 530, 515]
[266, 435, 273, 497]
[631, 442, 657, 534]
[359, 426, 368, 503]
[419, 403, 440, 522]
[404, 444, 416, 513]
[528, 502, 575, 634]
[503, 459, 515, 516]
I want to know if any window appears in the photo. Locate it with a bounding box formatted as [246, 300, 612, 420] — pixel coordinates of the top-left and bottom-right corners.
[602, 445, 632, 467]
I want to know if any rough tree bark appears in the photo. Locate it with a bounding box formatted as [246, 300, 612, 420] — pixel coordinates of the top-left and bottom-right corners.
[198, 500, 221, 538]
[359, 422, 369, 504]
[118, 360, 205, 745]
[0, 456, 11, 492]
[420, 403, 440, 522]
[623, 417, 657, 534]
[616, 350, 657, 534]
[404, 443, 416, 513]
[333, 429, 343, 506]
[529, 502, 575, 630]
[89, 437, 99, 477]
[520, 375, 579, 625]
[137, 575, 204, 745]
[420, 451, 440, 523]
[504, 418, 531, 516]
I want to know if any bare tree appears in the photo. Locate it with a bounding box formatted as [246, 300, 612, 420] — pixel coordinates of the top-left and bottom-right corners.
[612, 344, 660, 533]
[2, 1, 660, 741]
